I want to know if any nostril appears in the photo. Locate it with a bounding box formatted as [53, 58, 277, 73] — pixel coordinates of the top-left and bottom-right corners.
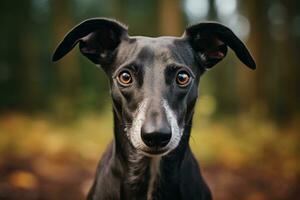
[141, 131, 171, 148]
[141, 133, 155, 147]
[159, 133, 171, 146]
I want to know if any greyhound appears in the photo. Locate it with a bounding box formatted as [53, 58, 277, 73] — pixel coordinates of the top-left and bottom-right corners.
[52, 18, 255, 200]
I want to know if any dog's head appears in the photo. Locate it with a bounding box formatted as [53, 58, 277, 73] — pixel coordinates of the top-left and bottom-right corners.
[53, 18, 255, 156]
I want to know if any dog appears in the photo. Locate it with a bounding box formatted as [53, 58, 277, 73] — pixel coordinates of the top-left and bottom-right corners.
[52, 18, 255, 200]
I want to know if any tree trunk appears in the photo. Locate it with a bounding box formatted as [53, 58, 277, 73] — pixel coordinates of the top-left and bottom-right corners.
[237, 0, 270, 118]
[52, 0, 80, 118]
[158, 0, 183, 36]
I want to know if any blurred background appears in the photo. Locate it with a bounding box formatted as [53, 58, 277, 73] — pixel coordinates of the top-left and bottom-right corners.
[0, 0, 299, 199]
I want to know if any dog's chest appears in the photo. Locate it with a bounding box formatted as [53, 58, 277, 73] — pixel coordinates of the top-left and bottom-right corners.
[124, 155, 161, 200]
[147, 157, 160, 200]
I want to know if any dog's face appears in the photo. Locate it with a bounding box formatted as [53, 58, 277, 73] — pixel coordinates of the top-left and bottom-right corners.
[53, 18, 255, 156]
[109, 37, 202, 156]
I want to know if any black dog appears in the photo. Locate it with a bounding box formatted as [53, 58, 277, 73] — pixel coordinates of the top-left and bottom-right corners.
[52, 18, 255, 200]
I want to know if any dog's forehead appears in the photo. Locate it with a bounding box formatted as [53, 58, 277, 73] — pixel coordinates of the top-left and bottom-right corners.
[133, 36, 178, 46]
[115, 36, 197, 75]
[128, 36, 183, 63]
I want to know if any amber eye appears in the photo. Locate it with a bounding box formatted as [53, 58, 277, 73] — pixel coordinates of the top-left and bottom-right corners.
[117, 70, 132, 86]
[176, 71, 190, 87]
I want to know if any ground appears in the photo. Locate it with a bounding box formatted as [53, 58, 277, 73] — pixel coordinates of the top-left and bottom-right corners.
[0, 113, 299, 200]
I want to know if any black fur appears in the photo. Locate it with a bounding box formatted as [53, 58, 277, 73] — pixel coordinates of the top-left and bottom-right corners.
[52, 18, 255, 200]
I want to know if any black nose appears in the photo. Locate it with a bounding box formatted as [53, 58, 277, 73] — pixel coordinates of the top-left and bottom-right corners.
[141, 127, 172, 148]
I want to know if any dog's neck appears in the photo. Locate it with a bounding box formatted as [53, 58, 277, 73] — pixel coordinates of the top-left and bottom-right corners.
[111, 110, 192, 199]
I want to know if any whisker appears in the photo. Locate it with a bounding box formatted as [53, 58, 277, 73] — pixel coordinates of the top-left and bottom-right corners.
[121, 123, 132, 125]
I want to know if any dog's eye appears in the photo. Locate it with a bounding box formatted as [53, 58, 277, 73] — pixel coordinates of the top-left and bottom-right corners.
[117, 70, 133, 86]
[176, 71, 191, 87]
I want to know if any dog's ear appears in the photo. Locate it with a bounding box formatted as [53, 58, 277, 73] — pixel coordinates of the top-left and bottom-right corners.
[183, 22, 256, 70]
[52, 18, 128, 65]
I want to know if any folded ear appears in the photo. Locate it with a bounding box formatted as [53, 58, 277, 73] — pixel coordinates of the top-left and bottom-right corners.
[183, 22, 256, 70]
[52, 18, 128, 65]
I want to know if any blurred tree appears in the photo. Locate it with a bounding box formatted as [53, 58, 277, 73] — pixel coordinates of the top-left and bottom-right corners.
[240, 0, 300, 122]
[0, 0, 36, 111]
[237, 0, 271, 117]
[276, 0, 300, 121]
[52, 0, 80, 108]
[159, 0, 183, 36]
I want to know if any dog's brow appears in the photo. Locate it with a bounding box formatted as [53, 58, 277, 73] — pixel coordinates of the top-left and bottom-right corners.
[113, 62, 142, 77]
[165, 64, 195, 78]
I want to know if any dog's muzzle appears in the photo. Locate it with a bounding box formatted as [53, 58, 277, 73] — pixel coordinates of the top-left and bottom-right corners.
[129, 99, 182, 156]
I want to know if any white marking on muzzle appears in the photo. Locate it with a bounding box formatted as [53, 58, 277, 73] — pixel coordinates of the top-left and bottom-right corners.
[128, 98, 182, 156]
[129, 98, 149, 150]
[162, 99, 182, 153]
